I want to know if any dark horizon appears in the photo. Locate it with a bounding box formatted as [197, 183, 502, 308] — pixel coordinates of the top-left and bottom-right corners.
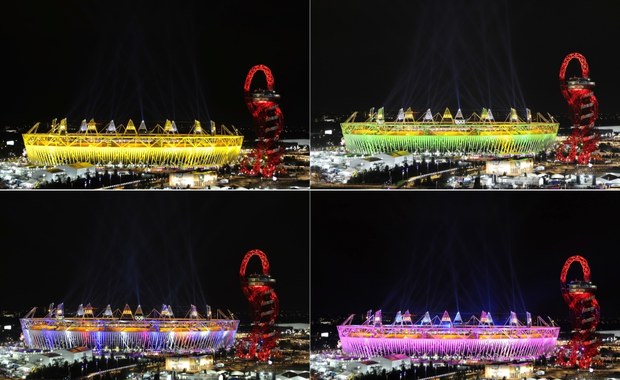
[0, 191, 309, 318]
[312, 0, 620, 120]
[0, 0, 308, 131]
[311, 191, 620, 322]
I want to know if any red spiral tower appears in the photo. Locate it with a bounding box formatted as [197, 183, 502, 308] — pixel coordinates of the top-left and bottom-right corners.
[237, 249, 280, 361]
[241, 65, 285, 178]
[556, 53, 599, 165]
[557, 255, 600, 369]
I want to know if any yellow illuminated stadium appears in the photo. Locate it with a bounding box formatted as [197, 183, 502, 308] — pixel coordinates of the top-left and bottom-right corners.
[22, 118, 244, 168]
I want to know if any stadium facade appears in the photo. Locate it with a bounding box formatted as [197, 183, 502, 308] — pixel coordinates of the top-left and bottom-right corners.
[22, 118, 243, 168]
[338, 310, 559, 361]
[341, 107, 559, 156]
[20, 303, 239, 353]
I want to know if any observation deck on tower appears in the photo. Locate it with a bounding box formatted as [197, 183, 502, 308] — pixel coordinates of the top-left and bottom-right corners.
[247, 89, 281, 103]
[244, 274, 277, 287]
[566, 77, 596, 90]
[566, 280, 597, 293]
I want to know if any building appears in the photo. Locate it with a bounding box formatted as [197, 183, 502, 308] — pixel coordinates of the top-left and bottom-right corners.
[56, 347, 93, 363]
[26, 352, 63, 367]
[23, 348, 92, 366]
[388, 151, 416, 166]
[341, 107, 558, 156]
[338, 310, 559, 362]
[23, 118, 243, 168]
[31, 162, 96, 182]
[598, 173, 620, 187]
[276, 370, 311, 380]
[485, 158, 534, 176]
[57, 162, 96, 179]
[31, 167, 65, 182]
[493, 173, 545, 189]
[275, 323, 311, 334]
[348, 157, 384, 171]
[372, 354, 411, 370]
[20, 303, 238, 353]
[169, 171, 218, 188]
[484, 362, 534, 379]
[165, 354, 213, 373]
[15, 362, 37, 375]
[353, 360, 383, 373]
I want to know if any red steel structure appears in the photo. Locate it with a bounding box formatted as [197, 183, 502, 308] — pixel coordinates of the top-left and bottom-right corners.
[557, 255, 600, 369]
[241, 65, 285, 178]
[237, 249, 279, 361]
[556, 53, 599, 164]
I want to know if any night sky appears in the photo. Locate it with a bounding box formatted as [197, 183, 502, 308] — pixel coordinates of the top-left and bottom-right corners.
[311, 191, 619, 323]
[312, 0, 620, 121]
[0, 0, 308, 131]
[0, 191, 309, 318]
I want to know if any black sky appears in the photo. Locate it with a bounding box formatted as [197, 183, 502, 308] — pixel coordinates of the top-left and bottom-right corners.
[312, 0, 620, 121]
[0, 191, 309, 318]
[0, 0, 308, 131]
[311, 191, 619, 322]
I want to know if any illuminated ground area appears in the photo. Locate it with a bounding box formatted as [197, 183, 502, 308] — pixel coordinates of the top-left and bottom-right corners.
[227, 330, 310, 372]
[0, 342, 310, 380]
[22, 118, 243, 168]
[0, 159, 310, 189]
[341, 108, 558, 156]
[310, 128, 620, 189]
[310, 352, 620, 380]
[0, 143, 309, 189]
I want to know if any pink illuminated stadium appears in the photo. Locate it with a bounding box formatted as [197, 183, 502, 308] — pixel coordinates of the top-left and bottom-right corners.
[337, 310, 559, 361]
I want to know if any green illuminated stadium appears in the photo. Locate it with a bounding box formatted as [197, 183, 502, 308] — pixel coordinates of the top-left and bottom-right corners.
[341, 107, 559, 156]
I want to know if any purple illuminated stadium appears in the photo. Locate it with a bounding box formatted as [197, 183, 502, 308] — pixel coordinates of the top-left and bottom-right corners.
[337, 310, 559, 361]
[20, 303, 238, 353]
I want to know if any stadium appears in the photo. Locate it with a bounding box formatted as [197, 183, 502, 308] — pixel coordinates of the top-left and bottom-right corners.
[22, 118, 243, 168]
[337, 310, 559, 361]
[20, 303, 239, 353]
[341, 107, 559, 156]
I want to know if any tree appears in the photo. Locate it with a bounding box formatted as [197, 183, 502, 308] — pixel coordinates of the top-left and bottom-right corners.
[474, 176, 482, 189]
